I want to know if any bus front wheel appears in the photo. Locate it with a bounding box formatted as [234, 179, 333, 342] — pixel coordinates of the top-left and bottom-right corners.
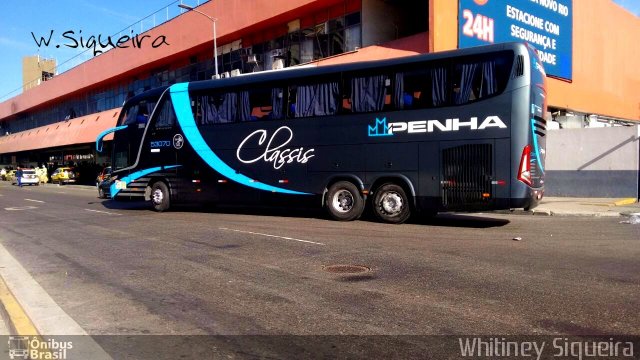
[325, 181, 364, 221]
[372, 183, 411, 224]
[151, 181, 171, 212]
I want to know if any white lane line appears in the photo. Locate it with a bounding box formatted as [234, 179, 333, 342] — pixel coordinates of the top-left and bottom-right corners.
[24, 198, 45, 203]
[219, 227, 325, 246]
[84, 208, 122, 216]
[4, 206, 38, 211]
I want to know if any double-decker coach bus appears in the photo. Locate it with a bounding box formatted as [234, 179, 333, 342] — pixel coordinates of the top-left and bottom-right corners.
[96, 42, 546, 224]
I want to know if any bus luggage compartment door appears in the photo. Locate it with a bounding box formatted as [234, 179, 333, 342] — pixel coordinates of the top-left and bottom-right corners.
[440, 141, 495, 210]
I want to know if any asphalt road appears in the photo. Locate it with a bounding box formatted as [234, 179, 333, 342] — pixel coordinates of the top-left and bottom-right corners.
[0, 181, 639, 357]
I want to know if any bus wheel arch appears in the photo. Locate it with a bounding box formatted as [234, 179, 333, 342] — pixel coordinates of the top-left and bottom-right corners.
[324, 178, 365, 221]
[148, 178, 171, 212]
[370, 176, 415, 224]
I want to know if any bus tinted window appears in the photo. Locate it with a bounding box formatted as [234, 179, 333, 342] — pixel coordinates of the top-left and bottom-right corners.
[291, 79, 340, 118]
[120, 100, 156, 126]
[192, 87, 289, 125]
[154, 99, 176, 128]
[345, 74, 391, 113]
[196, 92, 246, 124]
[248, 87, 285, 121]
[392, 51, 512, 109]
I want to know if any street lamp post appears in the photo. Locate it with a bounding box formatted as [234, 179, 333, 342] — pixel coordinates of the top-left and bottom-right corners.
[178, 3, 219, 79]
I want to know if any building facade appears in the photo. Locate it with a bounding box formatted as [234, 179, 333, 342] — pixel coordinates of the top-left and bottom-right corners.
[22, 55, 56, 92]
[0, 0, 638, 171]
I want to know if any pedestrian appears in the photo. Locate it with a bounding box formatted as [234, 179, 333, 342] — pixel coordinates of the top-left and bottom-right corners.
[16, 167, 23, 187]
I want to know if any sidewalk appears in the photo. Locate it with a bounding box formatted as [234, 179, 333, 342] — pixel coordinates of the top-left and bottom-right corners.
[510, 197, 640, 217]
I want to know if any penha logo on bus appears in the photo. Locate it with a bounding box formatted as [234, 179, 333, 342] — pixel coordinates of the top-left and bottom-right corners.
[368, 116, 506, 137]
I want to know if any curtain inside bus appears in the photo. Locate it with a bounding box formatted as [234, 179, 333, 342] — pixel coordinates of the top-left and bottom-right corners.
[350, 75, 387, 112]
[431, 67, 448, 107]
[295, 82, 339, 117]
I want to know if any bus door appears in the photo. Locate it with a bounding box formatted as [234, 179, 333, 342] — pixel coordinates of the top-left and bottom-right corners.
[112, 99, 155, 175]
[144, 97, 181, 178]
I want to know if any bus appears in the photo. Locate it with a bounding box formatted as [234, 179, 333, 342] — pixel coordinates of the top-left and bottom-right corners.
[96, 42, 546, 224]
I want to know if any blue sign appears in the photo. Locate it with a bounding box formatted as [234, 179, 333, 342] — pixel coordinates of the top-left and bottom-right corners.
[458, 0, 573, 81]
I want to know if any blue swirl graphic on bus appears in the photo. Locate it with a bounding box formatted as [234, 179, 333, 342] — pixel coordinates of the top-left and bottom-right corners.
[530, 118, 545, 173]
[96, 125, 128, 152]
[110, 165, 181, 197]
[169, 83, 311, 195]
[368, 117, 393, 137]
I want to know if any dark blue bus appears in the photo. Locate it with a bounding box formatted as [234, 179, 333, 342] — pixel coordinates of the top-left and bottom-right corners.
[97, 42, 546, 223]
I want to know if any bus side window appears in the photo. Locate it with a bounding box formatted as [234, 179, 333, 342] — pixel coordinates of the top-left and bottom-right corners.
[154, 99, 176, 129]
[452, 57, 502, 105]
[294, 80, 340, 118]
[286, 85, 297, 118]
[198, 92, 245, 124]
[247, 87, 284, 121]
[395, 69, 433, 109]
[347, 74, 389, 113]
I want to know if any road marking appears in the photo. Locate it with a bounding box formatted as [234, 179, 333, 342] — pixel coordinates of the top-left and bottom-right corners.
[84, 208, 121, 215]
[24, 198, 45, 203]
[4, 206, 38, 211]
[219, 227, 326, 246]
[0, 243, 112, 358]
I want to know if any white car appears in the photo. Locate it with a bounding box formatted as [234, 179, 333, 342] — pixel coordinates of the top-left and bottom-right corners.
[12, 169, 39, 186]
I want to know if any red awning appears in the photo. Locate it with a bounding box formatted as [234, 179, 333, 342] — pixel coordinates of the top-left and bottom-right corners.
[0, 108, 121, 154]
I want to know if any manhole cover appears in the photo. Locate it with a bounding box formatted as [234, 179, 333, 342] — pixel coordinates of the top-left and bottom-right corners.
[322, 264, 371, 274]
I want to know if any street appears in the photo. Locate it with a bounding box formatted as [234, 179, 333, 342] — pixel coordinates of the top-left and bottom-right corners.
[0, 181, 639, 357]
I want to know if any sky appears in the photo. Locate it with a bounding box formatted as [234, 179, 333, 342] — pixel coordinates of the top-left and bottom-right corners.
[0, 0, 639, 101]
[0, 0, 189, 101]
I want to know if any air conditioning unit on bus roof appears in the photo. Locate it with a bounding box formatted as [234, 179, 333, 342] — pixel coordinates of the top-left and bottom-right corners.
[230, 69, 241, 77]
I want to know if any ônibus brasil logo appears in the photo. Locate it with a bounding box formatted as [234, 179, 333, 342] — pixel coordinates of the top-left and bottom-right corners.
[367, 116, 507, 137]
[8, 336, 73, 360]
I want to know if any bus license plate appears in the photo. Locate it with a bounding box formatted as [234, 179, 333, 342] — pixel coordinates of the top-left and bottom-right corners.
[115, 180, 127, 190]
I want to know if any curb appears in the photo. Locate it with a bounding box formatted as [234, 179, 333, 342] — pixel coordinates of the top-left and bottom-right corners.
[0, 276, 39, 336]
[614, 198, 638, 206]
[492, 209, 622, 217]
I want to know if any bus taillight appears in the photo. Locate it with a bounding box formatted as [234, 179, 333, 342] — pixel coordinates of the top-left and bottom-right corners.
[518, 145, 532, 186]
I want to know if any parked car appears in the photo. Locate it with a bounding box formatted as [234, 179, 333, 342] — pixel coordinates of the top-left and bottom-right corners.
[98, 178, 112, 199]
[96, 166, 112, 188]
[12, 168, 39, 186]
[51, 167, 78, 184]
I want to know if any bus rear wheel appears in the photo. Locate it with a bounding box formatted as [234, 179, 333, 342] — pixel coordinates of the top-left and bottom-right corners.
[151, 181, 170, 212]
[325, 181, 364, 221]
[372, 183, 411, 224]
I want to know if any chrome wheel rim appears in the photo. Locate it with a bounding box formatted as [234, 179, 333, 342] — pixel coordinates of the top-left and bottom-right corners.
[332, 189, 354, 213]
[380, 192, 404, 215]
[152, 188, 164, 205]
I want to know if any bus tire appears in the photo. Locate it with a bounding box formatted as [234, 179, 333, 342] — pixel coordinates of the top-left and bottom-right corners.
[325, 181, 364, 221]
[98, 187, 106, 199]
[151, 181, 171, 212]
[372, 183, 411, 224]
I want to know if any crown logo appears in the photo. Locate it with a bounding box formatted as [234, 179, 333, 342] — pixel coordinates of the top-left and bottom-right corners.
[368, 117, 393, 137]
